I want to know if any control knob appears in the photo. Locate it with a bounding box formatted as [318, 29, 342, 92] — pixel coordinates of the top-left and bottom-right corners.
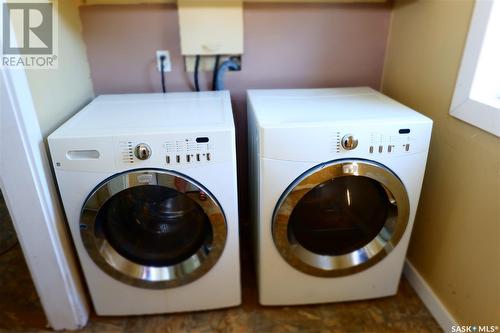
[341, 134, 358, 150]
[134, 143, 152, 160]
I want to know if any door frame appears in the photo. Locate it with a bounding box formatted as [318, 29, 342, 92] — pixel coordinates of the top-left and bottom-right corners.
[1, 65, 89, 329]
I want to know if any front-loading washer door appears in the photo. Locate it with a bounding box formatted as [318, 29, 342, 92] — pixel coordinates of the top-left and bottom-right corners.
[272, 159, 410, 277]
[80, 169, 227, 289]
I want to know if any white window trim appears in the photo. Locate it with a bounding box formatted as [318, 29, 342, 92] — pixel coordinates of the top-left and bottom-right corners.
[450, 0, 500, 137]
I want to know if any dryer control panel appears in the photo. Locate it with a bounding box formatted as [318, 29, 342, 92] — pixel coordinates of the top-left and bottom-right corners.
[330, 128, 415, 157]
[261, 121, 432, 162]
[367, 130, 413, 156]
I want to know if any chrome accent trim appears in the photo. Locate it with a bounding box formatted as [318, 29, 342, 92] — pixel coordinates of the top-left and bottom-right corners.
[272, 159, 410, 277]
[80, 169, 227, 289]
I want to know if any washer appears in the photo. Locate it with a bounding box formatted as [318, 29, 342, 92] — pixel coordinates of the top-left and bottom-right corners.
[48, 91, 240, 315]
[247, 87, 432, 305]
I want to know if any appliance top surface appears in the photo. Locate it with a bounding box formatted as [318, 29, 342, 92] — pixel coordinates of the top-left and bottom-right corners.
[49, 91, 234, 139]
[247, 87, 432, 127]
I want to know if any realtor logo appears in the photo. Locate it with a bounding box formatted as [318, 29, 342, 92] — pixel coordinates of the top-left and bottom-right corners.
[2, 0, 58, 69]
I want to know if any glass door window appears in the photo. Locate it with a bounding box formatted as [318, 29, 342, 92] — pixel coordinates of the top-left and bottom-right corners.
[81, 170, 227, 289]
[273, 160, 409, 277]
[95, 185, 211, 267]
[288, 176, 390, 256]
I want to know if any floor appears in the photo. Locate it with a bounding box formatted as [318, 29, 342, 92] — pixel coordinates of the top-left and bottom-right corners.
[0, 193, 442, 332]
[0, 191, 17, 255]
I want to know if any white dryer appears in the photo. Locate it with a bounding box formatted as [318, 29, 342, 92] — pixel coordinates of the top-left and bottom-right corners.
[247, 87, 432, 305]
[48, 92, 240, 315]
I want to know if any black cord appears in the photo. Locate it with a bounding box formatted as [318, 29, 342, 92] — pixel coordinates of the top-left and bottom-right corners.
[194, 55, 201, 92]
[160, 55, 166, 93]
[212, 55, 221, 91]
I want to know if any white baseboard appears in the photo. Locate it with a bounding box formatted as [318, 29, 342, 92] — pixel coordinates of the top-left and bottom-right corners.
[403, 260, 457, 332]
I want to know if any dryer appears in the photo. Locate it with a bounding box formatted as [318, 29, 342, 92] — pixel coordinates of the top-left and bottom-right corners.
[49, 92, 240, 315]
[247, 87, 432, 305]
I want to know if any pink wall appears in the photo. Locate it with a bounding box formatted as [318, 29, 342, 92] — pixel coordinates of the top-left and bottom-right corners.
[80, 3, 391, 216]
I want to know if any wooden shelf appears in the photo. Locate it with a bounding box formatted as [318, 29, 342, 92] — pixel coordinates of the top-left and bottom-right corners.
[79, 0, 386, 5]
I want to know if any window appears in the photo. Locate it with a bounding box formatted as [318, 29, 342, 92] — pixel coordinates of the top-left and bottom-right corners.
[450, 0, 500, 137]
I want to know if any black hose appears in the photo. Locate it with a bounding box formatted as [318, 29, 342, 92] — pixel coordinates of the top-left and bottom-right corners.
[194, 55, 201, 92]
[212, 55, 221, 91]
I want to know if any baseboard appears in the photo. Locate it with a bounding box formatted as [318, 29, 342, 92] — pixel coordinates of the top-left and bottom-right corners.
[403, 260, 457, 332]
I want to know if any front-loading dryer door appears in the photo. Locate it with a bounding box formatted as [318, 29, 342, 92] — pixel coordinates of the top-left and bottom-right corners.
[273, 159, 410, 277]
[80, 169, 227, 289]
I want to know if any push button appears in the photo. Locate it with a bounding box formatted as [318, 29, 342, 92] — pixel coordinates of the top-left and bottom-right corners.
[405, 144, 410, 152]
[369, 146, 374, 154]
[206, 153, 211, 161]
[378, 145, 383, 153]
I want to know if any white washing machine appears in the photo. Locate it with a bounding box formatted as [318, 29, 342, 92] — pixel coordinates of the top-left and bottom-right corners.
[48, 92, 240, 315]
[247, 87, 432, 305]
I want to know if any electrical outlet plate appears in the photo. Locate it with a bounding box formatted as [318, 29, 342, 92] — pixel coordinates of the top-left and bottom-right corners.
[156, 50, 172, 72]
[184, 55, 241, 72]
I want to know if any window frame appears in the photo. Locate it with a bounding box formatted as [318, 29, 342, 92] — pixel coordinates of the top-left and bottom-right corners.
[450, 0, 500, 137]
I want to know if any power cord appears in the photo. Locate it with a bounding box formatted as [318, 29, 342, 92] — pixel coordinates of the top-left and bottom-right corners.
[160, 55, 167, 93]
[194, 55, 201, 92]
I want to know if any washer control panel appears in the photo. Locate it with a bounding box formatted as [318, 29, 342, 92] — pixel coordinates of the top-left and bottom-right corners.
[118, 136, 214, 166]
[51, 131, 234, 173]
[164, 137, 212, 165]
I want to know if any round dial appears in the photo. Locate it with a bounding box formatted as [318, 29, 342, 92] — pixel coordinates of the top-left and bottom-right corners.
[134, 143, 152, 160]
[341, 134, 358, 150]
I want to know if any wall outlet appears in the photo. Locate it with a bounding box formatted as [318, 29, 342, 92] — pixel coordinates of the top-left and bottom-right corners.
[156, 50, 171, 72]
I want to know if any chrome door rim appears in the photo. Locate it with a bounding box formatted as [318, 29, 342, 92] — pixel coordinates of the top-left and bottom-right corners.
[272, 159, 409, 277]
[80, 169, 227, 289]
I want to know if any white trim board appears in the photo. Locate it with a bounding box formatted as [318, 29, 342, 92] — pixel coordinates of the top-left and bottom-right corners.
[403, 260, 458, 332]
[450, 0, 500, 137]
[0, 67, 90, 330]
